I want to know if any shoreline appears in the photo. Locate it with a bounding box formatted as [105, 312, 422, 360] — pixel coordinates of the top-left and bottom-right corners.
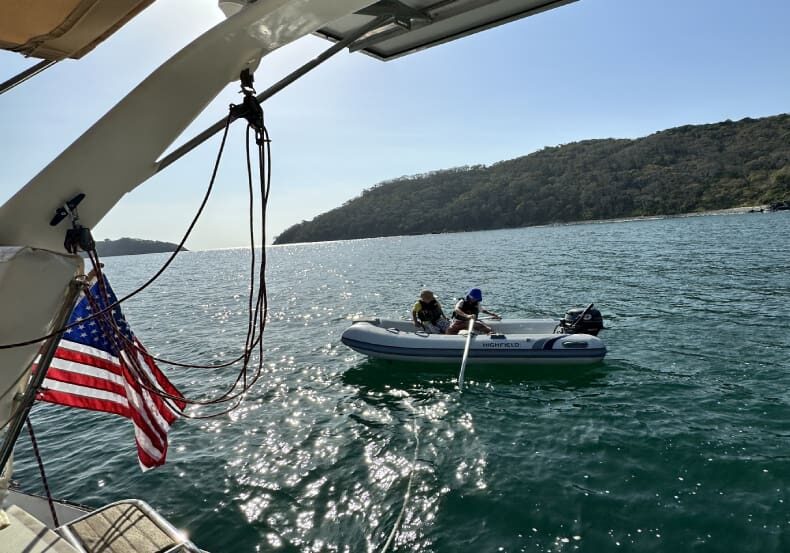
[577, 204, 770, 227]
[268, 206, 774, 247]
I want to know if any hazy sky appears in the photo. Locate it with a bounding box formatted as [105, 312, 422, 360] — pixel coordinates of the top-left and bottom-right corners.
[2, 0, 789, 249]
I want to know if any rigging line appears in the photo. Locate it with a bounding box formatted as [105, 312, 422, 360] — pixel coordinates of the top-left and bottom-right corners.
[256, 133, 270, 393]
[78, 272, 185, 420]
[55, 108, 269, 379]
[85, 232, 257, 416]
[174, 134, 272, 420]
[32, 182, 242, 411]
[258, 128, 271, 380]
[230, 130, 270, 403]
[0, 112, 234, 351]
[86, 263, 184, 413]
[33, 181, 263, 379]
[85, 236, 252, 408]
[208, 128, 273, 413]
[233, 127, 270, 401]
[80, 247, 251, 382]
[216, 126, 271, 397]
[251, 125, 271, 376]
[86, 305, 263, 411]
[244, 124, 258, 388]
[85, 261, 260, 410]
[78, 118, 272, 411]
[7, 98, 272, 421]
[26, 417, 59, 527]
[90, 195, 264, 373]
[211, 139, 271, 408]
[380, 419, 420, 553]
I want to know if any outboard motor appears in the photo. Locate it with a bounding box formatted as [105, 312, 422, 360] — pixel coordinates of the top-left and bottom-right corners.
[558, 305, 604, 335]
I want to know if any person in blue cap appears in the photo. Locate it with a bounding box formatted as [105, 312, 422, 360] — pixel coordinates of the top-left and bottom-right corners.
[446, 287, 500, 335]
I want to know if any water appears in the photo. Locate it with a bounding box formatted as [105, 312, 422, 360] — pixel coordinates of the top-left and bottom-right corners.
[13, 212, 790, 552]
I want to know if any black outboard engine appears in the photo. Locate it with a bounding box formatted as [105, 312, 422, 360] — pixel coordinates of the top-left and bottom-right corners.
[558, 305, 604, 335]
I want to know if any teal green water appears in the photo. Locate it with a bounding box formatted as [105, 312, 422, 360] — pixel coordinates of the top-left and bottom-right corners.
[15, 212, 790, 552]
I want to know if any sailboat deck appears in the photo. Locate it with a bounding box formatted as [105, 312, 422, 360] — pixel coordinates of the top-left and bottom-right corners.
[61, 501, 188, 552]
[2, 495, 203, 553]
[2, 504, 79, 552]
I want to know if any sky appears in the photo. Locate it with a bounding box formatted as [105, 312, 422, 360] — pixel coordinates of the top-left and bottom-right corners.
[1, 0, 789, 250]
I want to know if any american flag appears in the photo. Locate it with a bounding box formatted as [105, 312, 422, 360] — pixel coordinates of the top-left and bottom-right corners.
[37, 274, 186, 471]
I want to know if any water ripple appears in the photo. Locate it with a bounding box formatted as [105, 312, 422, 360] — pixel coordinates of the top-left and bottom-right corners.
[11, 213, 790, 552]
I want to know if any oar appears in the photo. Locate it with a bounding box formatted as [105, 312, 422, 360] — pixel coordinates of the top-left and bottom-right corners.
[457, 316, 476, 391]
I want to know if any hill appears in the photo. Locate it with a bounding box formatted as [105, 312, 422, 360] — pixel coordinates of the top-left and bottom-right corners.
[94, 238, 187, 257]
[274, 114, 790, 244]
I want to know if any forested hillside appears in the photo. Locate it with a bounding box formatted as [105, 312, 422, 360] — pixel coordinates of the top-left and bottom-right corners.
[274, 114, 790, 244]
[93, 238, 186, 257]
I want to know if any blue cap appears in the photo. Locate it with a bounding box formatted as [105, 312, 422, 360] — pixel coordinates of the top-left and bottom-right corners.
[466, 288, 482, 302]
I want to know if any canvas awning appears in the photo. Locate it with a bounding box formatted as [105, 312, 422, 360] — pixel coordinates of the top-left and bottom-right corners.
[1, 0, 578, 62]
[0, 0, 154, 60]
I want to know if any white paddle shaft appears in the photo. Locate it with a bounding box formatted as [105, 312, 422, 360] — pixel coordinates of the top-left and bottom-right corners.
[457, 317, 476, 391]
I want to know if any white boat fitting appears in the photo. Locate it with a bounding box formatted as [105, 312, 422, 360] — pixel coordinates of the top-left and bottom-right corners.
[342, 308, 606, 365]
[3, 488, 203, 553]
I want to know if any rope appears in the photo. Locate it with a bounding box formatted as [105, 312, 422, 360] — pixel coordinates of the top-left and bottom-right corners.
[380, 420, 420, 553]
[26, 417, 59, 527]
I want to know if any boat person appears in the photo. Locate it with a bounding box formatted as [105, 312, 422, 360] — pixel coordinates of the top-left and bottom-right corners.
[411, 289, 450, 333]
[446, 287, 501, 335]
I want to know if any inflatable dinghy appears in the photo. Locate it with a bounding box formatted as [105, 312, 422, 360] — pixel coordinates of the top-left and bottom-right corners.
[341, 307, 606, 365]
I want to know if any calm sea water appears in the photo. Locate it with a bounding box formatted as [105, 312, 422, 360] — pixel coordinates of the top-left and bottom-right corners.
[14, 212, 790, 552]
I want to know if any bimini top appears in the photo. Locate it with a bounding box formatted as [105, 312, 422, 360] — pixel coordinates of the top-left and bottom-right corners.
[0, 0, 154, 60]
[314, 0, 578, 61]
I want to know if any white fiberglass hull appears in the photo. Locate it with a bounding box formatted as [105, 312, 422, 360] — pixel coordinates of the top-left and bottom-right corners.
[341, 318, 606, 365]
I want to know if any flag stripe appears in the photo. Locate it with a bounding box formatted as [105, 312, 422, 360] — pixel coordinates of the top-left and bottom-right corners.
[135, 436, 165, 470]
[38, 383, 130, 417]
[133, 349, 183, 422]
[140, 346, 186, 410]
[45, 365, 127, 395]
[57, 340, 118, 366]
[119, 365, 169, 452]
[54, 345, 124, 376]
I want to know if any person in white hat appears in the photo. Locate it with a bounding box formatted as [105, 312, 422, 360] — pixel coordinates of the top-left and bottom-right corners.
[411, 289, 450, 334]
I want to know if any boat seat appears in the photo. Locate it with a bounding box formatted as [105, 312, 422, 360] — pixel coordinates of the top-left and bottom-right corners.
[57, 500, 202, 553]
[0, 505, 81, 552]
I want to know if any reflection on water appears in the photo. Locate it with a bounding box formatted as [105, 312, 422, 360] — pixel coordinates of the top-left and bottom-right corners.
[12, 213, 790, 552]
[342, 358, 610, 396]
